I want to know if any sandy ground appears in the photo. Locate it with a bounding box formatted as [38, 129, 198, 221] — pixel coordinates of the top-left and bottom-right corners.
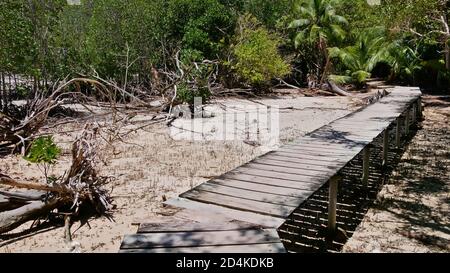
[0, 94, 361, 253]
[343, 95, 450, 253]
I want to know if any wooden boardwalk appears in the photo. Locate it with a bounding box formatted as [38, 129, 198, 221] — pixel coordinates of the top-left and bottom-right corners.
[120, 86, 422, 253]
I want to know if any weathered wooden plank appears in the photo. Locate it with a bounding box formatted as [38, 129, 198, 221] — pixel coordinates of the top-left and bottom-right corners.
[222, 173, 325, 190]
[119, 242, 286, 253]
[138, 219, 260, 233]
[269, 151, 351, 163]
[194, 182, 305, 207]
[285, 142, 358, 151]
[211, 178, 315, 197]
[181, 190, 294, 217]
[252, 158, 343, 172]
[234, 166, 329, 181]
[308, 132, 374, 143]
[281, 143, 360, 153]
[164, 197, 285, 228]
[243, 162, 334, 177]
[121, 229, 281, 249]
[277, 146, 355, 156]
[286, 138, 364, 151]
[292, 137, 367, 149]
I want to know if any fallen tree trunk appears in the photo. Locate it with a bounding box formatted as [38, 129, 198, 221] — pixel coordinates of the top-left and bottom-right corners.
[0, 190, 46, 201]
[0, 198, 60, 234]
[326, 80, 352, 96]
[0, 174, 65, 194]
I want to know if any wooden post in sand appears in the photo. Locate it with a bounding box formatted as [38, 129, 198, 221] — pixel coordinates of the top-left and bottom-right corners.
[396, 118, 401, 148]
[382, 129, 389, 167]
[417, 98, 423, 119]
[328, 175, 341, 235]
[404, 108, 410, 135]
[362, 147, 370, 189]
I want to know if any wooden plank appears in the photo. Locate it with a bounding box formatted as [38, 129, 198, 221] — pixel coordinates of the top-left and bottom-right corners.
[119, 242, 286, 253]
[269, 151, 352, 163]
[234, 166, 330, 181]
[289, 139, 367, 153]
[256, 154, 347, 167]
[292, 137, 367, 149]
[286, 142, 358, 151]
[181, 190, 294, 218]
[252, 158, 343, 172]
[138, 220, 261, 233]
[121, 229, 281, 249]
[277, 145, 356, 156]
[223, 173, 325, 190]
[194, 182, 304, 207]
[308, 132, 374, 143]
[282, 142, 360, 152]
[164, 197, 285, 228]
[243, 162, 334, 177]
[211, 178, 315, 197]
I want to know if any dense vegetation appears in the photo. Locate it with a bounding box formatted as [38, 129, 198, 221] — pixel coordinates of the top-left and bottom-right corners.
[1, 0, 449, 109]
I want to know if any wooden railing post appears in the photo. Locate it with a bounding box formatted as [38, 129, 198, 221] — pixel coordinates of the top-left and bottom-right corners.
[382, 129, 389, 167]
[362, 146, 370, 188]
[328, 175, 341, 235]
[395, 118, 401, 148]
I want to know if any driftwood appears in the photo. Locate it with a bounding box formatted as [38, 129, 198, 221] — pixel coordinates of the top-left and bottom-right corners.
[0, 199, 60, 234]
[0, 78, 110, 154]
[0, 125, 113, 234]
[0, 190, 45, 202]
[326, 80, 352, 96]
[0, 175, 65, 194]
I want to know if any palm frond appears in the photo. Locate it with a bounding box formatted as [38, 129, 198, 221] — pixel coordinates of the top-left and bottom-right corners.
[288, 19, 311, 29]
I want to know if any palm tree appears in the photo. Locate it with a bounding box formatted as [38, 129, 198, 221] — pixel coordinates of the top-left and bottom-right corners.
[388, 41, 422, 85]
[289, 0, 348, 83]
[328, 27, 392, 86]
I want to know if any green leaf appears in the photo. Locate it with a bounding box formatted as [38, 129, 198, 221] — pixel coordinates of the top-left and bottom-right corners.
[23, 136, 61, 165]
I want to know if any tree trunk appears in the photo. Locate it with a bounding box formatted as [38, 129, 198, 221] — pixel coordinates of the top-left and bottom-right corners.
[319, 38, 330, 85]
[445, 42, 450, 71]
[1, 72, 7, 112]
[0, 72, 3, 111]
[0, 198, 60, 234]
[326, 80, 352, 96]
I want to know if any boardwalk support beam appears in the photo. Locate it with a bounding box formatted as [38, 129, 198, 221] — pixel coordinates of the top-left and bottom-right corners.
[382, 129, 389, 167]
[395, 118, 401, 148]
[417, 98, 423, 119]
[328, 175, 340, 235]
[404, 109, 410, 135]
[362, 147, 370, 188]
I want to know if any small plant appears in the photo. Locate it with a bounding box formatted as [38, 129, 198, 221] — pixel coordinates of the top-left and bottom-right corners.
[176, 60, 213, 108]
[23, 136, 61, 183]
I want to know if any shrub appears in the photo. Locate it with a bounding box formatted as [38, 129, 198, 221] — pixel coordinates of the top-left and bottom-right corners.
[227, 14, 290, 89]
[176, 61, 213, 107]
